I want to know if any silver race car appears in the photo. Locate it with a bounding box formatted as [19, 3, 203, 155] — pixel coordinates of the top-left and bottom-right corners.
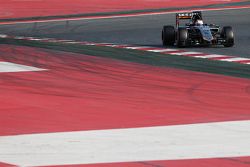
[162, 11, 234, 47]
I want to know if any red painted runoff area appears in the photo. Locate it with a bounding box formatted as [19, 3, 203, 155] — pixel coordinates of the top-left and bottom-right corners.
[0, 162, 16, 167]
[0, 0, 244, 19]
[0, 45, 250, 136]
[41, 157, 250, 167]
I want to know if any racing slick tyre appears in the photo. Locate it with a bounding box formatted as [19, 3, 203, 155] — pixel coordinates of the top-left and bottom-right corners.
[177, 27, 188, 48]
[221, 26, 234, 47]
[162, 26, 175, 46]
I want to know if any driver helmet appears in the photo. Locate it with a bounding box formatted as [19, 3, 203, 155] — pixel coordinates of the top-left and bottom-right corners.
[192, 14, 203, 25]
[195, 20, 203, 25]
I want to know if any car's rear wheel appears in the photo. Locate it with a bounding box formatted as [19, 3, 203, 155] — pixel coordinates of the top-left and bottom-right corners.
[221, 26, 234, 47]
[177, 27, 188, 48]
[162, 26, 175, 46]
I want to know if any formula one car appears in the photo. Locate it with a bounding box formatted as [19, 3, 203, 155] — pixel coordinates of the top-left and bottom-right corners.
[162, 11, 234, 47]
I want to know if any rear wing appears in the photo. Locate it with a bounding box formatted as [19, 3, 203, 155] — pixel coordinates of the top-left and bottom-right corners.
[176, 11, 202, 27]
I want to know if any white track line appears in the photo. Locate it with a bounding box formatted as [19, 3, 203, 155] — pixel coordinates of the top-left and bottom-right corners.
[0, 62, 46, 73]
[1, 120, 250, 166]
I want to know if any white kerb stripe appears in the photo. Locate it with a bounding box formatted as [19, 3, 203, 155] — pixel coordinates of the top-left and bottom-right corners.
[170, 52, 203, 55]
[194, 54, 230, 58]
[29, 38, 55, 41]
[0, 120, 250, 166]
[148, 49, 179, 52]
[107, 44, 120, 47]
[0, 34, 8, 38]
[27, 38, 44, 41]
[0, 62, 46, 73]
[99, 43, 115, 45]
[219, 57, 250, 62]
[84, 43, 96, 46]
[98, 44, 119, 47]
[63, 41, 82, 44]
[14, 36, 26, 40]
[125, 46, 151, 49]
[57, 40, 75, 42]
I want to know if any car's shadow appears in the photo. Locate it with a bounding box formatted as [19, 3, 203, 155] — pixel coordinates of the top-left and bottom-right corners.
[140, 44, 225, 49]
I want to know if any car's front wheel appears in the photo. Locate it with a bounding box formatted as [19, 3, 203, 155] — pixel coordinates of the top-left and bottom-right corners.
[221, 26, 234, 47]
[177, 27, 188, 48]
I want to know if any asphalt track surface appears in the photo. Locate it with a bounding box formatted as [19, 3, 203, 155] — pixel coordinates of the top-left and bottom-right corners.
[0, 8, 249, 58]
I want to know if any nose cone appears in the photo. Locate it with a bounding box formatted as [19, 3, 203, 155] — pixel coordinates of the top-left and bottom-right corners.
[200, 26, 213, 42]
[203, 35, 213, 42]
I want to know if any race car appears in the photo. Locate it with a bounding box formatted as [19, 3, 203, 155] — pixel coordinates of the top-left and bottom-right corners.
[162, 11, 234, 47]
